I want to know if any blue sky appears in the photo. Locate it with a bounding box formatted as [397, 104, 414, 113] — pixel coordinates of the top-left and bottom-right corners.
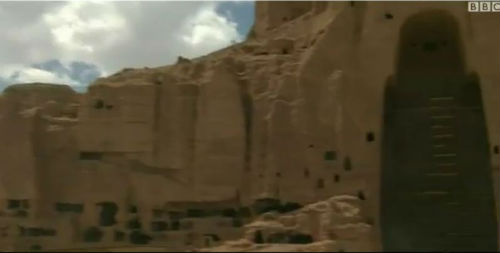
[216, 1, 254, 38]
[0, 1, 255, 92]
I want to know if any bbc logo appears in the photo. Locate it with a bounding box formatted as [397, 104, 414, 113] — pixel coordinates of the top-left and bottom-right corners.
[468, 1, 500, 12]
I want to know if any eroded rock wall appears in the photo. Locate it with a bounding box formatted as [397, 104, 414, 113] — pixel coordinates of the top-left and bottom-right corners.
[0, 1, 499, 251]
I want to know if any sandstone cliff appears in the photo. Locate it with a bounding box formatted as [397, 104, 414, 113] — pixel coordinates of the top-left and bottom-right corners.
[0, 1, 499, 252]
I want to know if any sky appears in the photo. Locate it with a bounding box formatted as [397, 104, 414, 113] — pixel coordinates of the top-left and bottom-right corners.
[0, 1, 255, 92]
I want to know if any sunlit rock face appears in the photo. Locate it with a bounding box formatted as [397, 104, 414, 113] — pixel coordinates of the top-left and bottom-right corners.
[0, 1, 499, 252]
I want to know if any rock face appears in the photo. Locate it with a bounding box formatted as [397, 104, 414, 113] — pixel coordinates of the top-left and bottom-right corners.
[0, 1, 499, 252]
[201, 195, 373, 252]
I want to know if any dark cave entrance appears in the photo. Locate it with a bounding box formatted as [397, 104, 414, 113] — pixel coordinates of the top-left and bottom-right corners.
[381, 10, 498, 251]
[97, 202, 118, 227]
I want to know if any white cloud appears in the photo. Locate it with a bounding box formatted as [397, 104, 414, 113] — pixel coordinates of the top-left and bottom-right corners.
[181, 5, 241, 47]
[0, 60, 105, 92]
[43, 1, 128, 54]
[0, 1, 250, 91]
[8, 67, 78, 86]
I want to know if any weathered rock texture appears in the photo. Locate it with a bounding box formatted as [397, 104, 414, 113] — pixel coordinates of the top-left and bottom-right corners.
[0, 1, 499, 252]
[201, 195, 373, 252]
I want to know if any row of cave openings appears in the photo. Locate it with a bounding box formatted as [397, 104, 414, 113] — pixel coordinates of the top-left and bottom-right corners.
[93, 99, 113, 110]
[82, 201, 312, 245]
[3, 199, 30, 218]
[253, 230, 314, 245]
[265, 131, 375, 201]
[6, 200, 313, 248]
